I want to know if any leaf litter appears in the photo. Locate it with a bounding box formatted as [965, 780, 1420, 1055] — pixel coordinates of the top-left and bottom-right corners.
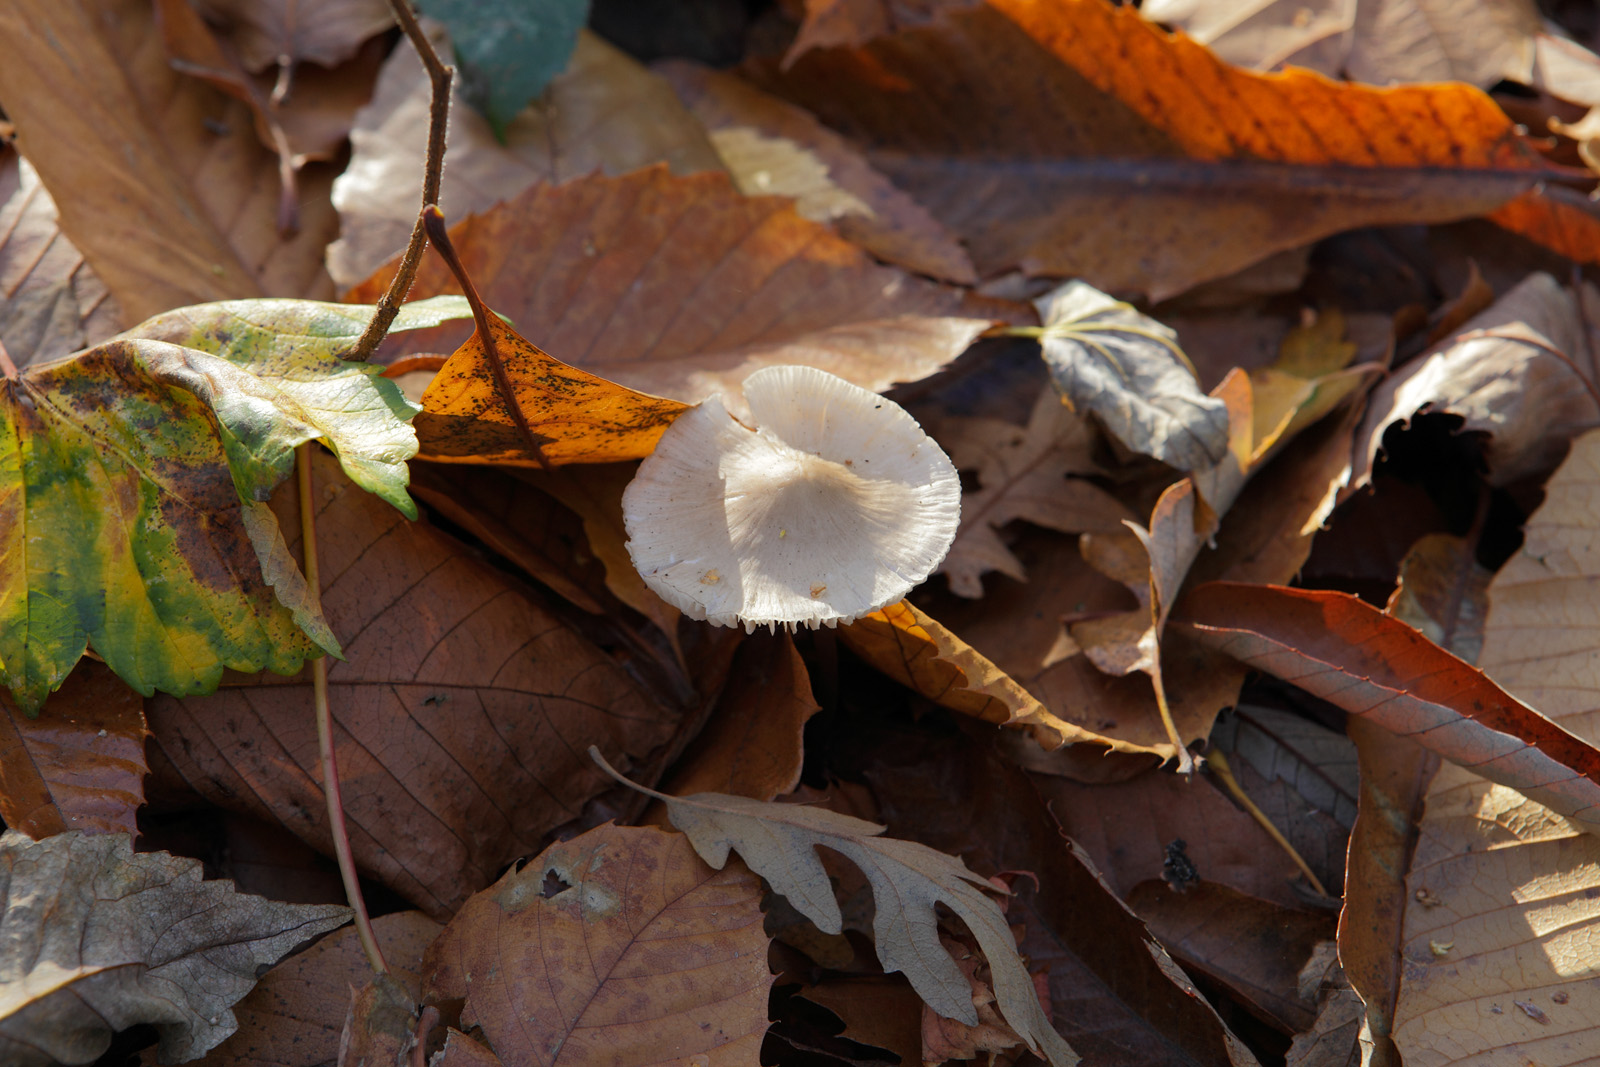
[10, 3, 1600, 1066]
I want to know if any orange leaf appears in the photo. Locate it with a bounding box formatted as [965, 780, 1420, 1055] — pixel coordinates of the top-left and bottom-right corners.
[1175, 582, 1600, 833]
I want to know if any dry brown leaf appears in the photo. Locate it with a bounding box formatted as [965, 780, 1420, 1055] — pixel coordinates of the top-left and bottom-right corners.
[662, 632, 819, 801]
[934, 387, 1137, 597]
[657, 60, 976, 283]
[182, 911, 440, 1067]
[920, 933, 1033, 1064]
[840, 599, 1092, 750]
[145, 452, 678, 918]
[0, 662, 147, 839]
[798, 976, 925, 1066]
[431, 1031, 505, 1067]
[349, 166, 991, 406]
[1387, 426, 1600, 1064]
[1127, 880, 1334, 1034]
[750, 0, 1581, 300]
[1357, 272, 1600, 488]
[414, 313, 692, 466]
[192, 0, 391, 72]
[1386, 533, 1493, 663]
[0, 0, 339, 320]
[328, 27, 725, 287]
[1211, 705, 1360, 831]
[337, 974, 416, 1067]
[0, 152, 124, 367]
[0, 830, 349, 1066]
[424, 823, 771, 1066]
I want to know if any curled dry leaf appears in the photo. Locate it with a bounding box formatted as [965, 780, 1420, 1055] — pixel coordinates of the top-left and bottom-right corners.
[1389, 426, 1600, 1064]
[348, 167, 992, 406]
[657, 60, 977, 284]
[935, 385, 1138, 597]
[0, 663, 147, 839]
[0, 0, 341, 319]
[328, 27, 724, 287]
[0, 295, 469, 712]
[147, 452, 677, 917]
[1175, 582, 1600, 834]
[424, 823, 771, 1067]
[750, 0, 1581, 301]
[0, 153, 123, 367]
[1035, 280, 1229, 470]
[0, 830, 350, 1066]
[1356, 272, 1600, 488]
[592, 748, 1079, 1067]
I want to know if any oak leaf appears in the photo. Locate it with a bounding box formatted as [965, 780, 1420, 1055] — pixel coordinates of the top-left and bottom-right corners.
[0, 830, 349, 1066]
[0, 295, 468, 712]
[424, 823, 771, 1066]
[593, 749, 1079, 1067]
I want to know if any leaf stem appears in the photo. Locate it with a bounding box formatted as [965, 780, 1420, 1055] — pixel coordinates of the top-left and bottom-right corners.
[422, 205, 553, 469]
[1206, 748, 1329, 897]
[298, 444, 387, 975]
[350, 0, 453, 362]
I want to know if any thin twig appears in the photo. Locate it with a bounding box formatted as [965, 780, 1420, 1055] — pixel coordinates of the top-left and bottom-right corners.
[1206, 748, 1329, 897]
[299, 444, 388, 975]
[422, 205, 553, 469]
[350, 0, 453, 362]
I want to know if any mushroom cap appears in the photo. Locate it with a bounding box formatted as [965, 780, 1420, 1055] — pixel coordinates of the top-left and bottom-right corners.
[622, 365, 961, 631]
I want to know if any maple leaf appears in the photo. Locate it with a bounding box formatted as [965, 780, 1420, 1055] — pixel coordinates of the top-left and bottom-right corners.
[592, 748, 1079, 1067]
[935, 385, 1135, 597]
[0, 830, 350, 1066]
[0, 295, 469, 712]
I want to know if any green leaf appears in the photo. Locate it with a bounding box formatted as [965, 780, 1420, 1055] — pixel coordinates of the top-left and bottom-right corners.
[0, 297, 471, 713]
[417, 0, 590, 139]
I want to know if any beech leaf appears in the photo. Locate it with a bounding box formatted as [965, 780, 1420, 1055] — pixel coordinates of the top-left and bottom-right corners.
[0, 830, 350, 1066]
[590, 747, 1079, 1067]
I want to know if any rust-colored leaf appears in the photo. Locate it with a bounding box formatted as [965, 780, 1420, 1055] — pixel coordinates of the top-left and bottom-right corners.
[1176, 582, 1600, 833]
[415, 314, 691, 466]
[423, 823, 771, 1066]
[145, 452, 679, 917]
[751, 0, 1592, 299]
[0, 662, 147, 839]
[348, 167, 991, 405]
[0, 0, 339, 319]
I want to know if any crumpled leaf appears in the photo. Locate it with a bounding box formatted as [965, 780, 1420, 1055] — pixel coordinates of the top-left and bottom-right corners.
[0, 663, 147, 839]
[424, 822, 772, 1066]
[1175, 581, 1600, 835]
[0, 153, 124, 369]
[934, 385, 1136, 597]
[1389, 425, 1600, 1063]
[0, 295, 469, 712]
[349, 166, 992, 407]
[328, 26, 724, 287]
[1035, 280, 1229, 471]
[417, 0, 587, 137]
[920, 933, 1036, 1064]
[1356, 272, 1599, 488]
[592, 748, 1079, 1067]
[0, 0, 343, 320]
[0, 830, 350, 1066]
[147, 452, 677, 918]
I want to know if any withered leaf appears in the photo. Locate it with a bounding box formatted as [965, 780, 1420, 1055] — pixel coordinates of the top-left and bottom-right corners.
[0, 830, 349, 1066]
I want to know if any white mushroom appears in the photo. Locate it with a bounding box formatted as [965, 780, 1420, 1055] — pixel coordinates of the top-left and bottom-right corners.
[622, 365, 961, 632]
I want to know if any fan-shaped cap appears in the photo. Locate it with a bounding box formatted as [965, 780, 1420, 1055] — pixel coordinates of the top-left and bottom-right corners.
[623, 365, 961, 631]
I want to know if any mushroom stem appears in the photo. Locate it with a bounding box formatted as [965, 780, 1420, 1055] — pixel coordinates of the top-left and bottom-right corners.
[421, 205, 553, 470]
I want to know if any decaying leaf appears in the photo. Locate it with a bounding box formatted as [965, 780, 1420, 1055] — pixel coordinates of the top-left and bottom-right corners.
[147, 452, 678, 917]
[0, 663, 147, 839]
[1389, 426, 1600, 1063]
[0, 152, 123, 369]
[328, 27, 724, 287]
[1036, 281, 1229, 471]
[348, 167, 992, 407]
[0, 830, 349, 1066]
[1176, 581, 1600, 834]
[592, 748, 1079, 1067]
[0, 295, 468, 712]
[424, 823, 771, 1066]
[192, 0, 392, 73]
[935, 385, 1137, 597]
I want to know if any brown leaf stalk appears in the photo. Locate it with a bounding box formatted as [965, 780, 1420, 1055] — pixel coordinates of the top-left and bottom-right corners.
[1206, 748, 1328, 897]
[422, 205, 553, 469]
[298, 443, 388, 975]
[350, 0, 452, 362]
